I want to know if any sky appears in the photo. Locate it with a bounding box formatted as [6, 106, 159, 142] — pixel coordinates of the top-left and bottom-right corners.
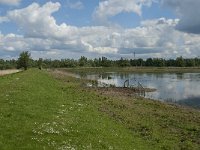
[0, 0, 200, 60]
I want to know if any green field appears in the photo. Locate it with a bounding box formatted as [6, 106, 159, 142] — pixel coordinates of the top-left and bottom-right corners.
[0, 69, 200, 150]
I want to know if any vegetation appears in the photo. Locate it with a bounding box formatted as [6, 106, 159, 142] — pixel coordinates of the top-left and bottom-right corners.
[65, 67, 200, 75]
[0, 59, 17, 70]
[0, 69, 199, 149]
[1, 55, 200, 70]
[17, 51, 31, 70]
[38, 58, 43, 70]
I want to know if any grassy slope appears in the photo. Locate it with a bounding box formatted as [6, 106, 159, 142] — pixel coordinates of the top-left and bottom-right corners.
[0, 69, 147, 150]
[0, 69, 200, 150]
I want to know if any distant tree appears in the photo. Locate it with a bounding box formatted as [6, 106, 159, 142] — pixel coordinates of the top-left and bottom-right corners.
[61, 59, 78, 68]
[130, 59, 137, 66]
[146, 58, 153, 66]
[101, 57, 112, 67]
[137, 58, 144, 67]
[118, 57, 130, 67]
[17, 51, 31, 70]
[52, 60, 60, 68]
[176, 56, 185, 67]
[165, 59, 176, 67]
[153, 58, 165, 67]
[0, 59, 5, 70]
[194, 57, 200, 66]
[184, 59, 195, 67]
[38, 58, 43, 70]
[87, 59, 95, 67]
[79, 56, 88, 67]
[94, 58, 100, 67]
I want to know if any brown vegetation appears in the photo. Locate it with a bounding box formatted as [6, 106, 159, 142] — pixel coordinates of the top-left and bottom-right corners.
[0, 69, 21, 76]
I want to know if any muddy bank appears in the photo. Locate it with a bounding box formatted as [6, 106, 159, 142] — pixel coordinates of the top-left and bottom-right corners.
[52, 69, 157, 98]
[86, 86, 156, 98]
[51, 69, 79, 78]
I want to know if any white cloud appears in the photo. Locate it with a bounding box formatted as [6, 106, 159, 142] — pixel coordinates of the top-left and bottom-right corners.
[81, 40, 118, 54]
[0, 16, 9, 23]
[162, 0, 200, 34]
[7, 2, 67, 39]
[1, 2, 200, 59]
[0, 0, 21, 5]
[93, 0, 156, 24]
[141, 17, 179, 27]
[67, 1, 84, 10]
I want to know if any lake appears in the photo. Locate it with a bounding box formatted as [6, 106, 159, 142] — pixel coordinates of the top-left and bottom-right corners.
[78, 72, 200, 109]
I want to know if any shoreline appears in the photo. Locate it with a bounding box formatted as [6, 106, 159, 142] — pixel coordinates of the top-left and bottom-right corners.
[64, 67, 200, 73]
[50, 69, 200, 149]
[53, 69, 199, 110]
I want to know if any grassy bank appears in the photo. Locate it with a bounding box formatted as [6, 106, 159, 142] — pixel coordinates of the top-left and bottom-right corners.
[0, 69, 200, 149]
[64, 67, 200, 74]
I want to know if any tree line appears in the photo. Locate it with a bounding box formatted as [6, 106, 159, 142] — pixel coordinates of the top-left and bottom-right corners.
[0, 52, 200, 70]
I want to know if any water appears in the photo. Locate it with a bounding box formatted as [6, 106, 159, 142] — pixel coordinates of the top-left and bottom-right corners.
[78, 72, 200, 108]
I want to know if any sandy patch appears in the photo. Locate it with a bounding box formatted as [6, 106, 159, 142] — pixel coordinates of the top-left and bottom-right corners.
[49, 69, 79, 78]
[0, 69, 21, 76]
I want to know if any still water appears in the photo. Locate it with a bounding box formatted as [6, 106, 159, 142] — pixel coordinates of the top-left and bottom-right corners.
[79, 72, 200, 108]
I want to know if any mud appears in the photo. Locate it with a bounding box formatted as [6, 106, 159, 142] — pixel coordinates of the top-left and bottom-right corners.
[88, 87, 156, 98]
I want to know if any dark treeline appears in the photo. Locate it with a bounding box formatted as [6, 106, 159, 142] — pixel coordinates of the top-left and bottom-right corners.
[1, 56, 200, 70]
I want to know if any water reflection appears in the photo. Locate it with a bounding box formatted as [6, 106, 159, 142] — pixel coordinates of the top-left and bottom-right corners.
[177, 97, 200, 108]
[79, 72, 200, 108]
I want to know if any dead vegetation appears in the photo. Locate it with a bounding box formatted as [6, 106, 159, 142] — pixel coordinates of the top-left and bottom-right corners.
[0, 69, 21, 76]
[86, 87, 156, 98]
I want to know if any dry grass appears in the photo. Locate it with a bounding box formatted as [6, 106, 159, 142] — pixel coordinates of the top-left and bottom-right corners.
[0, 69, 21, 76]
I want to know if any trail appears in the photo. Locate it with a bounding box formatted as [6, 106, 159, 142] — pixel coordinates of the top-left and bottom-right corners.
[0, 69, 21, 76]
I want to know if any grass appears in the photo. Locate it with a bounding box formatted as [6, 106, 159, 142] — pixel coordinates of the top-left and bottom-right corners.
[64, 67, 200, 74]
[0, 69, 200, 149]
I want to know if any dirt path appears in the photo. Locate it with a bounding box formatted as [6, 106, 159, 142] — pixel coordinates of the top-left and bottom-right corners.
[0, 69, 21, 76]
[50, 69, 79, 78]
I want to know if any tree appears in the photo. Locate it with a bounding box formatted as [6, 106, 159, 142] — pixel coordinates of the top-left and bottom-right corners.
[17, 51, 31, 70]
[146, 58, 153, 66]
[118, 57, 130, 67]
[137, 58, 144, 67]
[38, 58, 43, 70]
[94, 58, 100, 67]
[78, 56, 87, 67]
[153, 58, 165, 67]
[176, 56, 185, 67]
[184, 59, 194, 67]
[101, 57, 112, 67]
[130, 59, 137, 66]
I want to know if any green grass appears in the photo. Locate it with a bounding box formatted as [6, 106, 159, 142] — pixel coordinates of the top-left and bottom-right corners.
[0, 69, 147, 149]
[64, 67, 200, 74]
[0, 69, 200, 150]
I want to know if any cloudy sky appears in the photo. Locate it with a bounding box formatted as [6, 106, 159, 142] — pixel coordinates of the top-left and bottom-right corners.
[0, 0, 200, 59]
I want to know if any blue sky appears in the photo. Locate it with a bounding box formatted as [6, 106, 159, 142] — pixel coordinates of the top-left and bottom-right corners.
[0, 0, 200, 59]
[0, 0, 175, 32]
